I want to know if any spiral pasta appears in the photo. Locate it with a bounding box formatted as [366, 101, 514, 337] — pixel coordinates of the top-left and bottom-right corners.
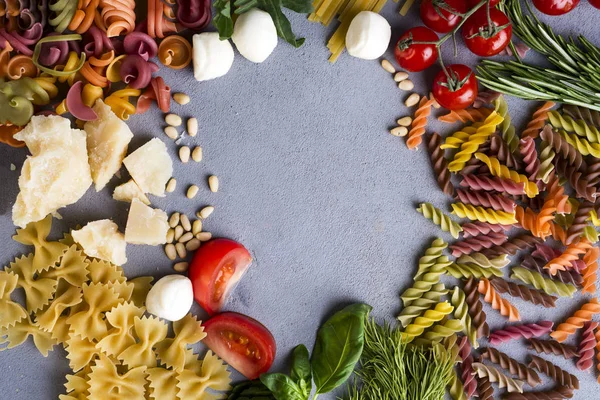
[406, 96, 433, 150]
[510, 266, 577, 297]
[461, 221, 514, 238]
[489, 321, 554, 345]
[582, 246, 598, 294]
[438, 107, 492, 124]
[412, 319, 463, 346]
[414, 238, 447, 280]
[483, 234, 543, 258]
[457, 336, 477, 398]
[565, 202, 594, 244]
[48, 0, 78, 32]
[595, 328, 600, 383]
[397, 283, 447, 327]
[442, 124, 481, 150]
[146, 0, 178, 38]
[67, 0, 99, 33]
[480, 347, 541, 387]
[554, 157, 597, 202]
[449, 233, 508, 258]
[490, 277, 557, 308]
[399, 301, 454, 343]
[157, 35, 192, 70]
[463, 276, 489, 338]
[522, 254, 583, 287]
[550, 298, 600, 342]
[549, 110, 600, 143]
[448, 112, 503, 172]
[560, 129, 600, 158]
[450, 287, 477, 348]
[540, 124, 586, 170]
[575, 321, 597, 371]
[537, 140, 555, 183]
[490, 134, 520, 169]
[98, 0, 136, 37]
[401, 255, 450, 307]
[455, 189, 515, 214]
[104, 87, 140, 120]
[528, 355, 579, 390]
[417, 202, 463, 239]
[460, 174, 526, 196]
[544, 239, 592, 275]
[474, 153, 539, 198]
[451, 202, 517, 225]
[494, 95, 519, 153]
[477, 376, 494, 400]
[521, 101, 555, 139]
[426, 132, 455, 196]
[519, 137, 540, 181]
[527, 338, 579, 359]
[562, 104, 600, 128]
[472, 363, 524, 393]
[478, 277, 520, 321]
[503, 387, 574, 400]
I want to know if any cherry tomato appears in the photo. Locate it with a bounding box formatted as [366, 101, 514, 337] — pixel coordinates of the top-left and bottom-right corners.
[420, 0, 468, 33]
[432, 64, 478, 110]
[467, 0, 501, 8]
[532, 0, 579, 14]
[188, 238, 252, 315]
[204, 312, 276, 380]
[394, 26, 439, 72]
[590, 0, 600, 8]
[461, 8, 512, 57]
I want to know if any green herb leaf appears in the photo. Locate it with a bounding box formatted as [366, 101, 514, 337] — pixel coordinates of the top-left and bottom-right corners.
[311, 303, 372, 394]
[281, 0, 313, 13]
[290, 344, 311, 397]
[214, 0, 234, 39]
[228, 380, 276, 399]
[260, 373, 308, 400]
[234, 0, 260, 14]
[257, 0, 305, 48]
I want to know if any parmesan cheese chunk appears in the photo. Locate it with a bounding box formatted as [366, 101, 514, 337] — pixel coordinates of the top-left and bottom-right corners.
[72, 220, 127, 265]
[125, 199, 169, 245]
[113, 179, 151, 205]
[123, 138, 172, 197]
[84, 100, 133, 191]
[12, 115, 92, 228]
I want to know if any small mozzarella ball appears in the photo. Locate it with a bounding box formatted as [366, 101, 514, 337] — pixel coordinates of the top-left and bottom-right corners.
[345, 11, 391, 60]
[232, 9, 277, 63]
[145, 275, 194, 321]
[192, 32, 234, 81]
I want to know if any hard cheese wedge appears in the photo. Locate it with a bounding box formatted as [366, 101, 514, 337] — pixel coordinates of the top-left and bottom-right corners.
[113, 179, 151, 205]
[125, 199, 169, 245]
[13, 115, 92, 228]
[84, 100, 133, 191]
[72, 219, 128, 265]
[123, 138, 172, 197]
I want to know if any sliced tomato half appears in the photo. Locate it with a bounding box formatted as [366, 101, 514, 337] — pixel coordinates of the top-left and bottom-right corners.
[188, 238, 252, 315]
[204, 312, 276, 380]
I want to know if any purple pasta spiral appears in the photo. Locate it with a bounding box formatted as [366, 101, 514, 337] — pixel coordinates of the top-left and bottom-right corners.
[586, 159, 600, 187]
[481, 234, 542, 258]
[477, 375, 494, 400]
[83, 26, 114, 58]
[473, 89, 501, 109]
[176, 0, 212, 30]
[490, 134, 520, 169]
[461, 141, 491, 176]
[565, 201, 595, 245]
[489, 321, 554, 345]
[462, 221, 515, 238]
[455, 189, 516, 213]
[460, 174, 526, 196]
[521, 254, 583, 286]
[519, 137, 541, 181]
[119, 54, 153, 89]
[458, 336, 477, 399]
[532, 244, 561, 261]
[554, 155, 597, 202]
[576, 321, 598, 371]
[503, 386, 574, 400]
[37, 32, 70, 67]
[450, 232, 508, 257]
[540, 125, 586, 172]
[123, 32, 158, 61]
[0, 24, 42, 55]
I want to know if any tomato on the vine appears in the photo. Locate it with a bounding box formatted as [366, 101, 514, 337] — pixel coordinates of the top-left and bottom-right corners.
[394, 26, 439, 72]
[590, 0, 600, 8]
[532, 0, 579, 14]
[461, 8, 512, 57]
[420, 0, 468, 33]
[432, 64, 478, 110]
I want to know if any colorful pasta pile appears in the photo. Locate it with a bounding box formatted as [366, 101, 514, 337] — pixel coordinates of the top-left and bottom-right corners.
[0, 0, 201, 147]
[0, 215, 232, 399]
[395, 93, 600, 398]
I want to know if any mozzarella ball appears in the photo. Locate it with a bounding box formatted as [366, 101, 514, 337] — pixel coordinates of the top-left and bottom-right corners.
[232, 9, 277, 63]
[192, 32, 234, 81]
[145, 275, 194, 321]
[345, 11, 391, 60]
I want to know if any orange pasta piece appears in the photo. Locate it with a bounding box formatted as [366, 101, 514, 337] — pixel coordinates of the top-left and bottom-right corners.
[158, 36, 192, 70]
[549, 222, 568, 245]
[545, 239, 591, 275]
[99, 0, 136, 37]
[478, 277, 520, 322]
[406, 96, 434, 150]
[515, 205, 551, 239]
[438, 108, 492, 124]
[546, 172, 571, 214]
[521, 101, 555, 139]
[68, 0, 100, 33]
[551, 298, 600, 342]
[582, 247, 599, 294]
[0, 124, 25, 148]
[534, 198, 556, 239]
[595, 327, 600, 383]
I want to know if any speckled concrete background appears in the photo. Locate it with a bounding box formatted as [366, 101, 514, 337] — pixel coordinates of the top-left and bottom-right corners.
[1, 2, 599, 399]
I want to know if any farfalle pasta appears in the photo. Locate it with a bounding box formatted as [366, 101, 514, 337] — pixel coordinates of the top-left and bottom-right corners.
[96, 301, 144, 356]
[35, 283, 82, 332]
[155, 313, 206, 371]
[88, 355, 148, 400]
[117, 315, 167, 368]
[65, 333, 101, 372]
[0, 306, 57, 356]
[176, 350, 232, 398]
[147, 367, 179, 399]
[67, 282, 122, 340]
[38, 245, 89, 287]
[12, 214, 68, 272]
[0, 271, 27, 329]
[6, 253, 57, 312]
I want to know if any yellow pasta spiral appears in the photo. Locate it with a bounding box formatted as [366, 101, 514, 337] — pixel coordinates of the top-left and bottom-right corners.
[474, 153, 539, 198]
[441, 123, 481, 150]
[448, 112, 503, 172]
[451, 202, 517, 225]
[549, 110, 600, 143]
[104, 87, 141, 120]
[559, 130, 600, 158]
[400, 301, 454, 343]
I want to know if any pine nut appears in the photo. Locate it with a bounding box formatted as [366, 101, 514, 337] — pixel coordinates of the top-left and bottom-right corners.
[179, 232, 194, 243]
[208, 176, 219, 192]
[187, 185, 199, 199]
[166, 228, 175, 244]
[174, 226, 184, 241]
[175, 243, 187, 258]
[430, 92, 441, 109]
[186, 239, 201, 251]
[397, 116, 413, 126]
[390, 127, 408, 137]
[169, 212, 180, 228]
[398, 80, 414, 91]
[173, 93, 190, 105]
[405, 93, 420, 107]
[166, 178, 177, 193]
[165, 244, 177, 260]
[192, 219, 203, 235]
[164, 126, 178, 140]
[381, 59, 395, 74]
[165, 113, 182, 127]
[198, 206, 214, 219]
[187, 118, 198, 137]
[179, 146, 190, 163]
[196, 232, 212, 241]
[173, 262, 189, 272]
[394, 72, 409, 82]
[191, 146, 203, 162]
[180, 214, 191, 231]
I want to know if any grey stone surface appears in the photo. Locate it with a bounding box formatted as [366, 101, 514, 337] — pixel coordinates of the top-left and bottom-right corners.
[1, 2, 600, 399]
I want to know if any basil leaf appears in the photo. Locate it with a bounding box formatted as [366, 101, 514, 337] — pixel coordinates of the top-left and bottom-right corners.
[281, 0, 313, 13]
[257, 0, 305, 48]
[213, 0, 234, 39]
[229, 380, 276, 399]
[290, 344, 311, 397]
[260, 373, 307, 400]
[311, 303, 372, 394]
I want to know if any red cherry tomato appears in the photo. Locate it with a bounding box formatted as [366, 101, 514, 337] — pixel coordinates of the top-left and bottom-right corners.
[420, 0, 468, 33]
[467, 0, 501, 8]
[394, 26, 439, 72]
[461, 8, 512, 57]
[590, 0, 600, 8]
[432, 64, 478, 110]
[532, 0, 579, 14]
[204, 312, 276, 380]
[188, 238, 252, 315]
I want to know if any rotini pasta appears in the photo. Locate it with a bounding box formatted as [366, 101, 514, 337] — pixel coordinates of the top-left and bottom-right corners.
[460, 174, 526, 196]
[544, 239, 592, 275]
[503, 387, 574, 400]
[528, 355, 579, 390]
[510, 266, 577, 297]
[414, 238, 447, 280]
[519, 137, 540, 181]
[491, 277, 556, 308]
[448, 112, 503, 172]
[450, 287, 478, 348]
[412, 319, 463, 346]
[438, 107, 492, 124]
[401, 255, 450, 307]
[528, 338, 579, 359]
[478, 277, 520, 321]
[406, 96, 433, 150]
[536, 140, 555, 183]
[521, 101, 555, 139]
[441, 124, 481, 150]
[554, 157, 597, 202]
[548, 110, 600, 143]
[461, 221, 514, 238]
[457, 336, 477, 398]
[400, 301, 454, 343]
[482, 234, 542, 258]
[562, 104, 600, 129]
[560, 129, 600, 158]
[480, 347, 541, 387]
[551, 298, 600, 343]
[474, 153, 539, 198]
[565, 202, 594, 244]
[595, 327, 600, 383]
[490, 134, 520, 169]
[494, 95, 519, 153]
[576, 321, 597, 371]
[471, 362, 524, 393]
[539, 124, 586, 171]
[416, 202, 463, 239]
[455, 189, 515, 213]
[397, 283, 447, 327]
[463, 276, 489, 338]
[582, 246, 598, 294]
[451, 202, 517, 225]
[426, 132, 455, 196]
[477, 375, 494, 400]
[522, 254, 582, 287]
